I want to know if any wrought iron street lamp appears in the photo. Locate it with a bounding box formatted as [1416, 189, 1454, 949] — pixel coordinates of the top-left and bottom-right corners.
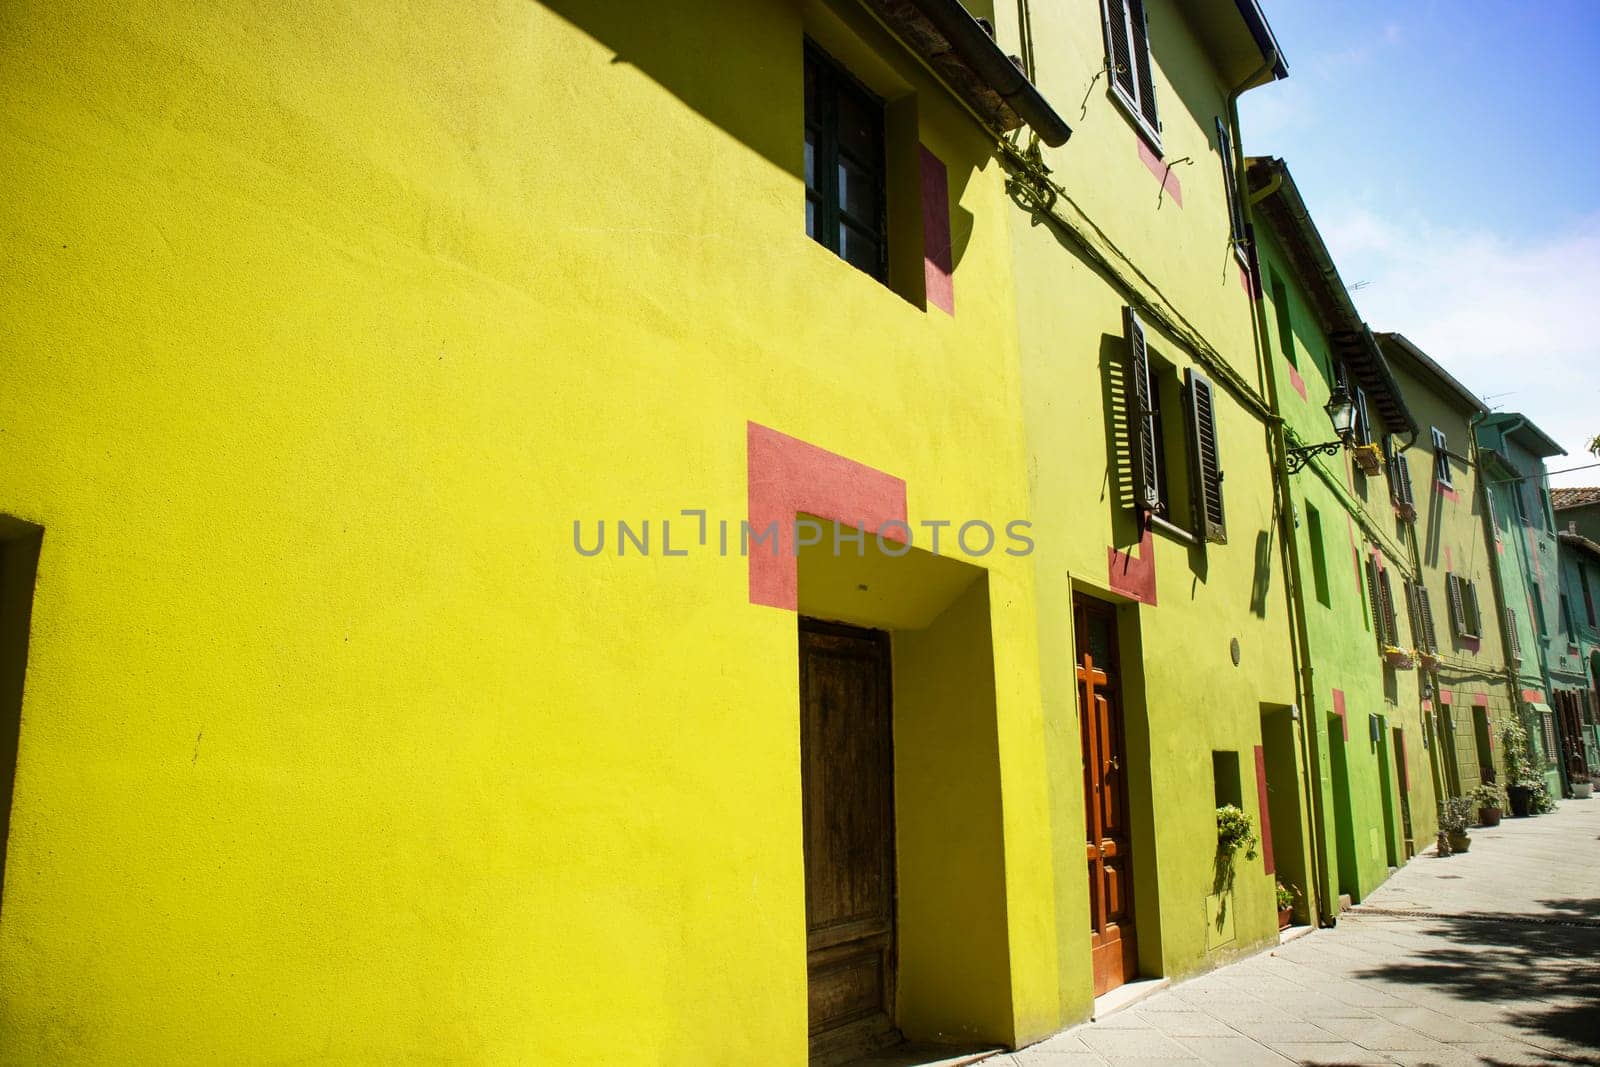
[1285, 385, 1358, 474]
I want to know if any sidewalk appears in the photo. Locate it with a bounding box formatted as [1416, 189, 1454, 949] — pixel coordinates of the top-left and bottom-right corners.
[991, 800, 1600, 1066]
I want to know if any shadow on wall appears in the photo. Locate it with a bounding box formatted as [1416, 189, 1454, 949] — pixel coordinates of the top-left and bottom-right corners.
[0, 517, 45, 910]
[1353, 898, 1600, 1050]
[533, 0, 982, 270]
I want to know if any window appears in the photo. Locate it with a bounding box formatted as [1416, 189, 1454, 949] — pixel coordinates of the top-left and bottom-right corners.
[1269, 269, 1296, 368]
[1410, 581, 1439, 653]
[1353, 386, 1373, 446]
[1215, 118, 1247, 260]
[1387, 439, 1416, 517]
[1366, 559, 1399, 650]
[1512, 483, 1529, 526]
[1583, 565, 1597, 627]
[1446, 572, 1481, 639]
[1100, 0, 1160, 148]
[1431, 427, 1453, 488]
[1505, 608, 1522, 662]
[1561, 593, 1575, 640]
[1123, 307, 1226, 543]
[1532, 583, 1547, 634]
[1306, 505, 1331, 607]
[1539, 488, 1554, 529]
[804, 43, 886, 281]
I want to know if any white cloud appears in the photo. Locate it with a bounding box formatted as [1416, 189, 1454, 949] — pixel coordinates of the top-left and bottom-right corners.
[1320, 209, 1600, 486]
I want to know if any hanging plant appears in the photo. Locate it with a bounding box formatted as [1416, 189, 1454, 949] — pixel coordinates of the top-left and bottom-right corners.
[1216, 804, 1258, 860]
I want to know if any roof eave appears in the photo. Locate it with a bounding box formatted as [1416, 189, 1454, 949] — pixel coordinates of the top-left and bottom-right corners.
[864, 0, 1072, 146]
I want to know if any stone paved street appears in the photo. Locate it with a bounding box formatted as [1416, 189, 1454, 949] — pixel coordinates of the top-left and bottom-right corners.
[991, 800, 1600, 1066]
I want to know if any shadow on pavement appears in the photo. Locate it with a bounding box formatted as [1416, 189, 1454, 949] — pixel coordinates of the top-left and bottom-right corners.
[1352, 896, 1600, 1054]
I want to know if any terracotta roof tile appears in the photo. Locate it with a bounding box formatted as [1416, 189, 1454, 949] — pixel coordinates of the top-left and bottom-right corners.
[1552, 487, 1600, 510]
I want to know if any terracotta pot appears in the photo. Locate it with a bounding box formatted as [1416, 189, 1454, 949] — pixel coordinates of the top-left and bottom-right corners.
[1508, 785, 1534, 818]
[1446, 830, 1471, 853]
[1478, 807, 1501, 827]
[1278, 906, 1293, 930]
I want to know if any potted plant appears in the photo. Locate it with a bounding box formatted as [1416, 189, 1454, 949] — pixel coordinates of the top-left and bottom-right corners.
[1382, 646, 1416, 670]
[1352, 441, 1384, 475]
[1216, 804, 1258, 860]
[1275, 880, 1298, 929]
[1568, 755, 1593, 799]
[1471, 782, 1504, 826]
[1501, 715, 1539, 817]
[1439, 797, 1474, 854]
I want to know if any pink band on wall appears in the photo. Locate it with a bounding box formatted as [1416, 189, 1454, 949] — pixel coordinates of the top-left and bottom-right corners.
[1137, 139, 1182, 207]
[1332, 688, 1348, 740]
[919, 145, 954, 316]
[1254, 745, 1275, 875]
[1287, 365, 1306, 400]
[746, 422, 908, 610]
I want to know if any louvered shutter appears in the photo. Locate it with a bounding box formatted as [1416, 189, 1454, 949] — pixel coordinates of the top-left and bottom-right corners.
[1365, 558, 1386, 648]
[1417, 586, 1438, 653]
[1404, 580, 1421, 648]
[1465, 580, 1482, 638]
[1505, 607, 1522, 661]
[1379, 568, 1399, 648]
[1125, 307, 1161, 512]
[1129, 0, 1159, 131]
[1354, 386, 1372, 446]
[1101, 0, 1136, 101]
[1447, 573, 1466, 636]
[1216, 118, 1244, 245]
[1186, 368, 1226, 543]
[1391, 453, 1414, 508]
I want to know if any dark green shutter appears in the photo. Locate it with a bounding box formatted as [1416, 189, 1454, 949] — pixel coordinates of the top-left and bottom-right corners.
[1126, 307, 1161, 512]
[1417, 586, 1438, 652]
[1185, 368, 1226, 543]
[1365, 558, 1385, 647]
[1465, 580, 1482, 638]
[1379, 568, 1398, 648]
[1129, 0, 1158, 131]
[1447, 573, 1466, 637]
[1215, 118, 1244, 245]
[1505, 607, 1522, 661]
[1101, 0, 1136, 100]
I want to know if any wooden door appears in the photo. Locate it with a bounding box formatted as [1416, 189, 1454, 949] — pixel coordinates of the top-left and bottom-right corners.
[799, 619, 900, 1060]
[1075, 596, 1137, 996]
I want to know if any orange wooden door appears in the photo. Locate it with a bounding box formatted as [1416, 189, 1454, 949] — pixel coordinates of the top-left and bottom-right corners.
[1075, 596, 1138, 997]
[799, 619, 900, 1061]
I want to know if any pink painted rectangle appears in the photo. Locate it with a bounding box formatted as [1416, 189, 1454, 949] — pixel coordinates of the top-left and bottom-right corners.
[1473, 693, 1490, 707]
[919, 145, 954, 316]
[1332, 688, 1348, 740]
[1288, 365, 1307, 400]
[1137, 137, 1182, 207]
[1439, 689, 1453, 705]
[1254, 746, 1275, 876]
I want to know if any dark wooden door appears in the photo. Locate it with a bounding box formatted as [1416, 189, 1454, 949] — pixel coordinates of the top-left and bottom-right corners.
[799, 619, 899, 1060]
[1075, 596, 1137, 997]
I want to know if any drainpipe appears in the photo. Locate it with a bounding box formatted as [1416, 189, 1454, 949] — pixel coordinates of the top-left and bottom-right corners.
[1226, 47, 1333, 927]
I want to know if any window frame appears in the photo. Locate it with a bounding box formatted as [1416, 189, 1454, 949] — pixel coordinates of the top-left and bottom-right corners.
[1431, 427, 1454, 489]
[803, 41, 888, 283]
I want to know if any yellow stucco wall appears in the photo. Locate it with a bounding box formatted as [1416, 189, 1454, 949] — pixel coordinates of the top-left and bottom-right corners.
[0, 0, 1073, 1059]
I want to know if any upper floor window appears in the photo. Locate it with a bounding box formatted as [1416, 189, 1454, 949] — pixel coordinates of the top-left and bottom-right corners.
[1215, 118, 1247, 261]
[1124, 307, 1226, 543]
[1269, 269, 1296, 368]
[1431, 427, 1454, 488]
[1100, 0, 1160, 149]
[804, 43, 886, 281]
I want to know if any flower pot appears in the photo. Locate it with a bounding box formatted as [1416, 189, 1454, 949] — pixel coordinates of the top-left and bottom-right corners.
[1446, 830, 1471, 853]
[1573, 781, 1593, 800]
[1478, 807, 1502, 827]
[1278, 906, 1293, 930]
[1508, 784, 1534, 818]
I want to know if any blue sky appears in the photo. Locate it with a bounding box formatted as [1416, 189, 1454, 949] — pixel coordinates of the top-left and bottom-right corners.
[1240, 0, 1600, 485]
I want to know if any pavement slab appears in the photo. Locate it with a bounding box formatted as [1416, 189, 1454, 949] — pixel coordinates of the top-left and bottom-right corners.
[999, 801, 1600, 1066]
